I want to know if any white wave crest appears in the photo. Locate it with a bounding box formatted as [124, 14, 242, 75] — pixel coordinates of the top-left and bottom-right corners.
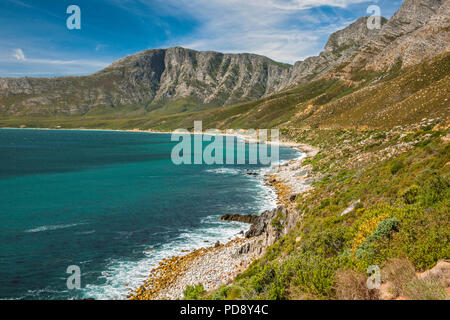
[205, 168, 242, 175]
[25, 222, 87, 233]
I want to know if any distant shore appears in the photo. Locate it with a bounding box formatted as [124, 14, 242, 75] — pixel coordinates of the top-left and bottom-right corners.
[1, 126, 312, 149]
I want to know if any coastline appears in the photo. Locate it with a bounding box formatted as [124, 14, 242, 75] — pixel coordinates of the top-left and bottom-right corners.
[1, 126, 318, 300]
[128, 136, 319, 300]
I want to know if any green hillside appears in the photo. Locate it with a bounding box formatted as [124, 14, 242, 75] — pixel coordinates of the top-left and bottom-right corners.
[184, 120, 449, 300]
[1, 52, 448, 132]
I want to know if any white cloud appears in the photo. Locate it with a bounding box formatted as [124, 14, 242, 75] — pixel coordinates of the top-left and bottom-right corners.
[9, 48, 108, 68]
[13, 48, 26, 61]
[1, 48, 109, 76]
[245, 0, 370, 10]
[95, 44, 108, 52]
[30, 58, 108, 68]
[148, 0, 368, 63]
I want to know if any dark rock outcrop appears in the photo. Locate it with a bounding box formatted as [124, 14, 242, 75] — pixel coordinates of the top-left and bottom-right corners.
[244, 209, 278, 238]
[220, 213, 259, 224]
[231, 205, 301, 258]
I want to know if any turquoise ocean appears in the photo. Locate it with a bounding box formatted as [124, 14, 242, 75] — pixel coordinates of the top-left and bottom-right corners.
[0, 128, 300, 299]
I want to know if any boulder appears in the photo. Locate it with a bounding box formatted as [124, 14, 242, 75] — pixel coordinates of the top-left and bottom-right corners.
[220, 213, 259, 224]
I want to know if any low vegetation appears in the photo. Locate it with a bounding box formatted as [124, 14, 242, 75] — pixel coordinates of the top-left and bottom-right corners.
[198, 120, 449, 300]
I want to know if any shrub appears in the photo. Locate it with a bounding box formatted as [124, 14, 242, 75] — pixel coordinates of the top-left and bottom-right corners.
[381, 258, 416, 296]
[320, 198, 330, 209]
[183, 283, 205, 300]
[419, 174, 449, 206]
[356, 217, 400, 259]
[385, 206, 449, 270]
[390, 160, 404, 175]
[212, 285, 242, 300]
[399, 184, 420, 204]
[291, 254, 344, 298]
[335, 269, 379, 300]
[404, 277, 447, 300]
[352, 208, 391, 251]
[249, 262, 280, 297]
[371, 218, 400, 240]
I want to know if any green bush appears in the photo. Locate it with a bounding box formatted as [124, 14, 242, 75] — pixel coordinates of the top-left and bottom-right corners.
[356, 217, 400, 259]
[371, 217, 400, 240]
[291, 254, 342, 297]
[399, 184, 420, 204]
[390, 161, 405, 175]
[419, 174, 449, 206]
[183, 283, 205, 300]
[212, 285, 242, 300]
[249, 263, 283, 298]
[385, 205, 449, 270]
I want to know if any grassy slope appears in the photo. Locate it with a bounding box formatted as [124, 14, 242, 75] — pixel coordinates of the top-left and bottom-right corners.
[192, 121, 449, 300]
[179, 54, 450, 300]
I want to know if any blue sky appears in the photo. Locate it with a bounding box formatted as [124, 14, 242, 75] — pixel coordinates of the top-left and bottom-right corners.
[0, 0, 403, 77]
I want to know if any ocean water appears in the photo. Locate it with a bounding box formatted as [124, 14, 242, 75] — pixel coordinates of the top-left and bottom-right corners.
[0, 128, 300, 300]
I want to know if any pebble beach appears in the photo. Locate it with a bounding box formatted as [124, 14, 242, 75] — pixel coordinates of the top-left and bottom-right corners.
[129, 141, 319, 300]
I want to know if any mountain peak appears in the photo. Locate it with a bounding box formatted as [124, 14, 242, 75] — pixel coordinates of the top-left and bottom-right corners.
[324, 16, 386, 53]
[340, 0, 448, 72]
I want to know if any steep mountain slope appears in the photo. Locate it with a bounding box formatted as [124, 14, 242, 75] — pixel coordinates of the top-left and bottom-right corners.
[285, 16, 386, 85]
[177, 52, 449, 130]
[95, 47, 295, 106]
[366, 0, 450, 70]
[343, 0, 449, 72]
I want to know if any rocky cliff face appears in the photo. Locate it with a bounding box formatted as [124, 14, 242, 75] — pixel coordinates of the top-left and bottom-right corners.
[285, 16, 386, 86]
[344, 0, 449, 72]
[367, 0, 450, 70]
[232, 205, 301, 258]
[98, 47, 294, 105]
[0, 47, 291, 116]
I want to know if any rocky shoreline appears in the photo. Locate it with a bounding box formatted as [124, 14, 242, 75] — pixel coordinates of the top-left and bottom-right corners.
[129, 142, 319, 300]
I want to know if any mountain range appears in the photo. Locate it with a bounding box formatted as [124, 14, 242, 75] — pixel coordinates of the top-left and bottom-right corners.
[0, 0, 448, 129]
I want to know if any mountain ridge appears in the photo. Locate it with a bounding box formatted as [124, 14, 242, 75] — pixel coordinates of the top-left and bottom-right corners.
[0, 16, 386, 116]
[0, 0, 448, 124]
